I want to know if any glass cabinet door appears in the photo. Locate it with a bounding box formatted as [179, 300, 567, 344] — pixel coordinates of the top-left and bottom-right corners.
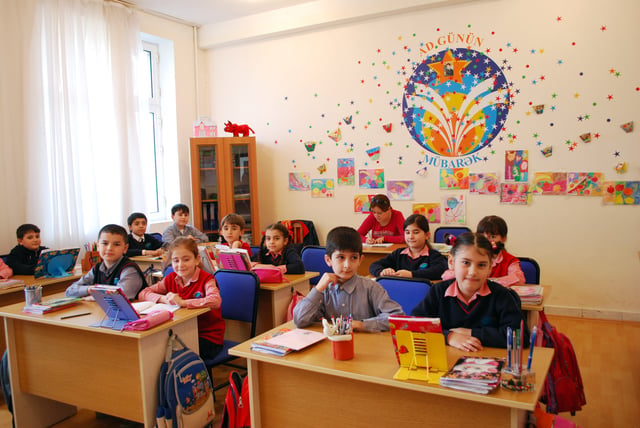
[199, 146, 219, 233]
[230, 143, 252, 242]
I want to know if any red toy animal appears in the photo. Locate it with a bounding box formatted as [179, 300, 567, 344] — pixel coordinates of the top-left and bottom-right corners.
[224, 121, 254, 137]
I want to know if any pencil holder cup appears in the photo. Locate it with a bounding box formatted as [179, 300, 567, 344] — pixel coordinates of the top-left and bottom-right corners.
[328, 333, 354, 360]
[24, 286, 42, 307]
[500, 368, 535, 392]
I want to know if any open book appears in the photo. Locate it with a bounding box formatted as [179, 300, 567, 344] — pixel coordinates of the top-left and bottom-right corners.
[132, 301, 180, 315]
[214, 246, 251, 271]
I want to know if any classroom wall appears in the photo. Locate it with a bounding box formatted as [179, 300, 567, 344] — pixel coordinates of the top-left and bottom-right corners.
[202, 0, 640, 319]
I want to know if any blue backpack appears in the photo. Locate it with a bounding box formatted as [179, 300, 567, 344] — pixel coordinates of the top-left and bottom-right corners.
[156, 332, 215, 428]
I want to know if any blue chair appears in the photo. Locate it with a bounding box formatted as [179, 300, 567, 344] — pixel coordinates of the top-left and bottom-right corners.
[203, 269, 260, 391]
[250, 245, 261, 258]
[518, 257, 540, 284]
[301, 246, 331, 285]
[376, 277, 432, 315]
[433, 226, 472, 243]
[150, 232, 163, 242]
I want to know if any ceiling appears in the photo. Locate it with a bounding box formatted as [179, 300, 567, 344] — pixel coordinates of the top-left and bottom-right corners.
[127, 0, 312, 26]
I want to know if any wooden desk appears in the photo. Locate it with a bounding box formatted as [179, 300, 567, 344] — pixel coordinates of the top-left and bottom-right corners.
[521, 285, 551, 334]
[130, 255, 165, 272]
[0, 295, 206, 427]
[358, 244, 404, 276]
[230, 322, 553, 428]
[254, 272, 319, 335]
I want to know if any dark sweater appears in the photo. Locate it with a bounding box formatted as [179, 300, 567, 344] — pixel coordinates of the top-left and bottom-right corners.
[411, 279, 528, 348]
[7, 245, 47, 275]
[369, 246, 448, 280]
[254, 246, 305, 274]
[126, 233, 163, 257]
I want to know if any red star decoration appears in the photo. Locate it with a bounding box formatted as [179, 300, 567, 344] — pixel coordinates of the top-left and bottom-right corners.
[556, 16, 562, 22]
[601, 25, 607, 31]
[607, 95, 613, 100]
[427, 50, 469, 84]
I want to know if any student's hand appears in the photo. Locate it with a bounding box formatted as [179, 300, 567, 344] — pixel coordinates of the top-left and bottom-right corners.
[380, 268, 396, 276]
[374, 237, 385, 244]
[351, 320, 365, 331]
[395, 269, 413, 278]
[365, 237, 376, 244]
[447, 331, 483, 352]
[164, 292, 184, 306]
[316, 272, 341, 292]
[230, 241, 243, 249]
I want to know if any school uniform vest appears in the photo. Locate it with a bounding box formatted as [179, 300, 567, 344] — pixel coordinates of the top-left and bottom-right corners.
[92, 257, 148, 298]
[162, 269, 225, 345]
[491, 250, 519, 279]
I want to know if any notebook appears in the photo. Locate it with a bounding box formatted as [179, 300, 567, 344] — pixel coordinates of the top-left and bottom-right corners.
[89, 285, 140, 330]
[34, 248, 81, 278]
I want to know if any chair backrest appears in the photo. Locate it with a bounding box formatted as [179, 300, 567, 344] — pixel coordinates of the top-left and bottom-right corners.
[433, 226, 472, 243]
[0, 254, 8, 264]
[250, 246, 261, 258]
[518, 257, 541, 284]
[214, 269, 260, 338]
[150, 232, 163, 242]
[300, 246, 331, 285]
[376, 277, 431, 315]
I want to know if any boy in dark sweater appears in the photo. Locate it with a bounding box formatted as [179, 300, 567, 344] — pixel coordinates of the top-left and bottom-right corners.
[7, 224, 47, 275]
[126, 212, 164, 257]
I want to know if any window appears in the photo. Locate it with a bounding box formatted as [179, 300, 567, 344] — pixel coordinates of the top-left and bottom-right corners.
[139, 40, 166, 219]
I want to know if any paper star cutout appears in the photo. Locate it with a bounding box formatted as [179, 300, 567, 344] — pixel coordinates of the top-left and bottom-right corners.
[427, 50, 469, 84]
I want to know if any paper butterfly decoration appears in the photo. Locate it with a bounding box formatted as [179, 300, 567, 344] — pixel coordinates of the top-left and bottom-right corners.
[366, 146, 381, 161]
[383, 123, 392, 133]
[304, 141, 317, 152]
[541, 146, 553, 158]
[328, 128, 342, 142]
[317, 163, 327, 174]
[621, 121, 634, 133]
[615, 162, 627, 174]
[533, 104, 544, 114]
[343, 115, 353, 125]
[579, 133, 592, 143]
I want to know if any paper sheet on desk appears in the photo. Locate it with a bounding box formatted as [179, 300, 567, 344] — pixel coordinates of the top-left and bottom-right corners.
[132, 301, 181, 315]
[363, 243, 393, 248]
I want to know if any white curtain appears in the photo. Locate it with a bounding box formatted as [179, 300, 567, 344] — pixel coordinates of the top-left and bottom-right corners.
[1, 0, 148, 249]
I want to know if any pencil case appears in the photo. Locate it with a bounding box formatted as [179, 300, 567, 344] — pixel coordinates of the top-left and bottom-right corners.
[122, 310, 173, 331]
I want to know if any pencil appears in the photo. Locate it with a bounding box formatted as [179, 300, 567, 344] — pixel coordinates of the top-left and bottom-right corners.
[60, 312, 91, 320]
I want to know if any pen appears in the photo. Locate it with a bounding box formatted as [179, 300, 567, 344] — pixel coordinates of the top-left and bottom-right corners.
[506, 326, 512, 370]
[519, 320, 524, 372]
[527, 326, 537, 370]
[60, 312, 91, 320]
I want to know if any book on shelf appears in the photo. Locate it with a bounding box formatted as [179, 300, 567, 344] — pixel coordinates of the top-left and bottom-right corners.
[511, 285, 544, 305]
[0, 278, 25, 290]
[250, 328, 326, 357]
[23, 296, 82, 314]
[439, 356, 505, 394]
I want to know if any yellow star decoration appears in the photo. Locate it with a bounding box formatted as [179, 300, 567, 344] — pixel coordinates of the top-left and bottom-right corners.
[428, 50, 470, 84]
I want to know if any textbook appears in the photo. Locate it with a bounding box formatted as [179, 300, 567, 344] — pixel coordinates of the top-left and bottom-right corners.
[88, 285, 140, 330]
[132, 301, 181, 315]
[214, 246, 252, 271]
[23, 296, 82, 314]
[512, 285, 544, 305]
[0, 278, 25, 290]
[439, 356, 505, 394]
[250, 328, 325, 357]
[389, 315, 443, 363]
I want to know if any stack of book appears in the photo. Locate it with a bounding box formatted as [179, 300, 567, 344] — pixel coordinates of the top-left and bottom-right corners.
[511, 285, 544, 305]
[23, 296, 82, 314]
[439, 356, 505, 394]
[250, 328, 325, 357]
[0, 278, 25, 290]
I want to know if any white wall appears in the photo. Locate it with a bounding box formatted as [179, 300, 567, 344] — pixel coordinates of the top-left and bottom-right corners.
[202, 0, 640, 318]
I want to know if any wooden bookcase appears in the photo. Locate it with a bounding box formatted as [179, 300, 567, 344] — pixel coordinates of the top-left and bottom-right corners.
[189, 136, 260, 244]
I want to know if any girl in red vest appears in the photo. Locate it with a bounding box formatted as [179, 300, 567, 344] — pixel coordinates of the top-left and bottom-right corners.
[441, 215, 525, 287]
[139, 237, 225, 360]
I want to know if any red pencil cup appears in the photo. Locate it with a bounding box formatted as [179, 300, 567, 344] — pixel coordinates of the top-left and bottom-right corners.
[329, 333, 354, 360]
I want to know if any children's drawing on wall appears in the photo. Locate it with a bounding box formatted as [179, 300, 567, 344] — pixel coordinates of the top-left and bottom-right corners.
[532, 172, 567, 195]
[387, 180, 414, 200]
[505, 150, 528, 182]
[359, 169, 384, 188]
[469, 172, 499, 194]
[440, 168, 469, 190]
[603, 181, 640, 205]
[500, 183, 530, 205]
[567, 172, 603, 196]
[412, 203, 441, 224]
[337, 158, 355, 185]
[289, 172, 310, 191]
[311, 178, 334, 198]
[442, 195, 466, 224]
[354, 194, 375, 212]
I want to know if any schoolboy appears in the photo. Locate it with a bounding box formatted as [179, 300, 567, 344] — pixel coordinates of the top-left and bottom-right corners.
[162, 203, 209, 247]
[293, 226, 403, 332]
[65, 224, 147, 300]
[7, 224, 47, 275]
[126, 212, 164, 257]
[219, 213, 252, 254]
